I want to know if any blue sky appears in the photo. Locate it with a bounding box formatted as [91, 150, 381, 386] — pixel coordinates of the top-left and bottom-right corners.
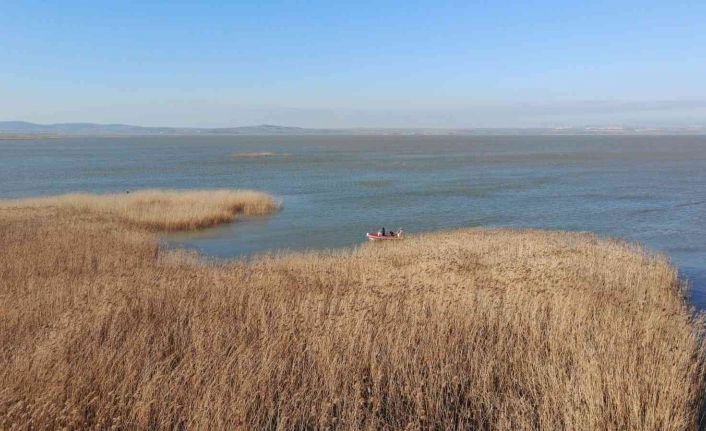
[2, 1, 706, 127]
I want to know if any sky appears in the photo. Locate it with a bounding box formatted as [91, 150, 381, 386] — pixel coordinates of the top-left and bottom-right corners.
[2, 0, 706, 128]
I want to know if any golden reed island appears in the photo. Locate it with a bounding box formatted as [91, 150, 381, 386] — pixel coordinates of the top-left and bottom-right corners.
[1, 189, 704, 430]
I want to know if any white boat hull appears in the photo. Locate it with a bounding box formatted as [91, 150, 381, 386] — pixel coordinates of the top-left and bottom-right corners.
[366, 232, 403, 241]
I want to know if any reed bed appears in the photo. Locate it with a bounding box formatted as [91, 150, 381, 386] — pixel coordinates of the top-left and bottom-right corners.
[0, 191, 704, 430]
[0, 189, 279, 231]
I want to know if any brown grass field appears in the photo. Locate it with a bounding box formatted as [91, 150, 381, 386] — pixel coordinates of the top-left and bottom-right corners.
[1, 190, 704, 430]
[0, 189, 278, 231]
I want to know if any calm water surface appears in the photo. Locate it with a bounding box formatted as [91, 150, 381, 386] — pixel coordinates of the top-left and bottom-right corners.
[2, 135, 705, 308]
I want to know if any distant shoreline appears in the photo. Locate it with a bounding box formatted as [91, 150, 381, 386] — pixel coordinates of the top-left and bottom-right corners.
[2, 121, 706, 138]
[0, 134, 60, 140]
[3, 131, 706, 140]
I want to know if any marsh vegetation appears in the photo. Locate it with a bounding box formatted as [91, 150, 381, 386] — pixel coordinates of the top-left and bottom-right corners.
[0, 189, 704, 429]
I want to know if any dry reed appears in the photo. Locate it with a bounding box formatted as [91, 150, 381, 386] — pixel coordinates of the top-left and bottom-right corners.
[0, 189, 279, 231]
[0, 190, 704, 430]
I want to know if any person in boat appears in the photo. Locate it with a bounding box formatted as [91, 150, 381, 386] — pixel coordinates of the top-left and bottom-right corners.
[397, 228, 404, 238]
[379, 227, 386, 236]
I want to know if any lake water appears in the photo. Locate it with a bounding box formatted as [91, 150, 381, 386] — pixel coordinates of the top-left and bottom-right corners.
[2, 135, 705, 309]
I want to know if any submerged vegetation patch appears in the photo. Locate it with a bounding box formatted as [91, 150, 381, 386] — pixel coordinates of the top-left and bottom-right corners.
[230, 151, 286, 158]
[355, 179, 394, 188]
[0, 190, 704, 429]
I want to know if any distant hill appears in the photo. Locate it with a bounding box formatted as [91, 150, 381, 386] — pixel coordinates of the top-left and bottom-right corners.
[0, 121, 320, 136]
[1, 121, 705, 136]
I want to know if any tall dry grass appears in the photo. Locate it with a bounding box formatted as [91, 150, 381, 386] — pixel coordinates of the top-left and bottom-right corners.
[0, 189, 279, 231]
[0, 191, 704, 430]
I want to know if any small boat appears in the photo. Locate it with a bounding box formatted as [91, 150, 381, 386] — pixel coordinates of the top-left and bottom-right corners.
[366, 229, 404, 241]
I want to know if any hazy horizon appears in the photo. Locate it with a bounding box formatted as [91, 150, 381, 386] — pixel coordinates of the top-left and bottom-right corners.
[4, 99, 706, 130]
